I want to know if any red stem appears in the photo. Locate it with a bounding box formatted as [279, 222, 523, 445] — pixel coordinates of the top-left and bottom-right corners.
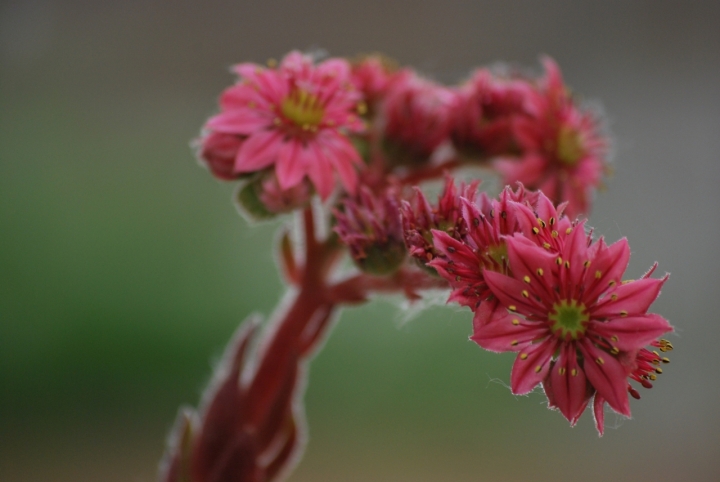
[161, 206, 440, 482]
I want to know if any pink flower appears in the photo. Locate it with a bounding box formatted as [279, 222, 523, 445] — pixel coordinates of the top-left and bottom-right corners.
[334, 186, 407, 275]
[204, 51, 366, 199]
[381, 71, 454, 163]
[495, 57, 608, 218]
[473, 225, 672, 432]
[427, 187, 558, 315]
[450, 69, 530, 159]
[400, 176, 479, 267]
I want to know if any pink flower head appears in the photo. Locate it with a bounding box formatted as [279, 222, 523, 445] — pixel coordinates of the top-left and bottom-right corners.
[474, 225, 672, 432]
[495, 57, 608, 218]
[204, 51, 366, 199]
[400, 176, 479, 266]
[427, 184, 542, 313]
[450, 69, 530, 159]
[334, 186, 407, 275]
[381, 71, 454, 163]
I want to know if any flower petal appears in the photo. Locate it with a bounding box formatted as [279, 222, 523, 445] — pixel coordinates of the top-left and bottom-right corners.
[593, 393, 606, 436]
[543, 343, 593, 425]
[306, 144, 334, 199]
[206, 111, 271, 134]
[471, 298, 504, 327]
[510, 338, 557, 395]
[590, 314, 673, 352]
[484, 269, 547, 318]
[234, 130, 282, 172]
[583, 237, 630, 303]
[275, 140, 305, 190]
[592, 276, 667, 318]
[506, 235, 559, 304]
[579, 338, 630, 417]
[321, 132, 360, 194]
[471, 311, 548, 353]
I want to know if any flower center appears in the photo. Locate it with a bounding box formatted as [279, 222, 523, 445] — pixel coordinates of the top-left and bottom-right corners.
[548, 299, 589, 340]
[281, 88, 325, 129]
[486, 243, 508, 268]
[556, 126, 584, 166]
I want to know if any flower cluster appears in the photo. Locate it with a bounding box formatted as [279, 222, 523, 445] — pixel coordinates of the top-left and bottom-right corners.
[198, 51, 609, 218]
[181, 50, 673, 462]
[425, 184, 672, 433]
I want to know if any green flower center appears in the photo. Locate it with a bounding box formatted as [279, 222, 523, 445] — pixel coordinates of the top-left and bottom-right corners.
[548, 299, 589, 340]
[281, 88, 325, 129]
[486, 243, 508, 267]
[556, 126, 584, 166]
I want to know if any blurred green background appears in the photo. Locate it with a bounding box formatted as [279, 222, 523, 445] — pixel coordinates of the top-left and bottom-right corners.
[1, 1, 719, 481]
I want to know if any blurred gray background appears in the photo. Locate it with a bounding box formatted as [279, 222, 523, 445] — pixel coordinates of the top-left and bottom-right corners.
[1, 1, 719, 481]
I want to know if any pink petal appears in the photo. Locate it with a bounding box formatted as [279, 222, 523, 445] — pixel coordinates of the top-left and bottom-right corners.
[506, 235, 559, 303]
[593, 393, 606, 436]
[320, 132, 361, 194]
[234, 130, 282, 172]
[471, 298, 504, 328]
[541, 56, 565, 98]
[471, 312, 548, 353]
[484, 270, 547, 318]
[206, 111, 271, 134]
[543, 343, 592, 425]
[592, 277, 667, 318]
[219, 85, 259, 109]
[510, 338, 557, 395]
[583, 238, 630, 303]
[579, 338, 630, 417]
[275, 140, 305, 190]
[534, 191, 559, 223]
[562, 220, 590, 287]
[306, 144, 334, 200]
[431, 230, 480, 267]
[590, 314, 673, 352]
[233, 62, 263, 80]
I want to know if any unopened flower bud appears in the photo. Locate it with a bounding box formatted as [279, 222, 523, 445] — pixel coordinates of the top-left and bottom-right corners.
[450, 69, 529, 159]
[351, 54, 399, 117]
[335, 187, 407, 275]
[381, 71, 453, 165]
[197, 132, 246, 180]
[237, 170, 312, 220]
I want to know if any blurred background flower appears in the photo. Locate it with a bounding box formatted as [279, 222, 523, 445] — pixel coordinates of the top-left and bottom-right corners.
[1, 1, 718, 481]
